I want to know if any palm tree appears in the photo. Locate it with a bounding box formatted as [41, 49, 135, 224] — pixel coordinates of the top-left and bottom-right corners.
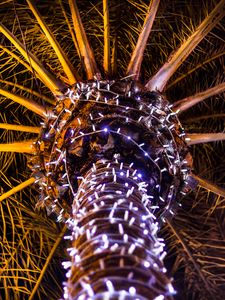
[0, 0, 225, 299]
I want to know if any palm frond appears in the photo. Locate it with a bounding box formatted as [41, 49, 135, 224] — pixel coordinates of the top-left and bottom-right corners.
[0, 178, 35, 203]
[103, 0, 110, 74]
[0, 79, 54, 105]
[26, 0, 78, 85]
[0, 123, 40, 133]
[69, 0, 99, 79]
[174, 82, 225, 113]
[146, 0, 225, 91]
[167, 51, 225, 90]
[192, 174, 225, 199]
[0, 140, 36, 153]
[28, 225, 67, 300]
[0, 88, 48, 117]
[0, 22, 65, 94]
[186, 133, 225, 145]
[126, 0, 159, 79]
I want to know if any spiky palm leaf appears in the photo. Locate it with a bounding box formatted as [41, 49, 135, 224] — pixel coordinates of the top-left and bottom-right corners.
[0, 0, 224, 299]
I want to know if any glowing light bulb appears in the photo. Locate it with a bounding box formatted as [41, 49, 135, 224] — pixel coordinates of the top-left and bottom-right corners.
[129, 287, 136, 295]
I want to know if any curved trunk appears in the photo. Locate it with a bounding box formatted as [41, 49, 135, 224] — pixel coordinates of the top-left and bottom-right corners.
[65, 160, 174, 299]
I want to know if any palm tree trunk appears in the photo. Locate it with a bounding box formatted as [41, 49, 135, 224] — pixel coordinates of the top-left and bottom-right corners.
[65, 159, 174, 300]
[30, 79, 193, 299]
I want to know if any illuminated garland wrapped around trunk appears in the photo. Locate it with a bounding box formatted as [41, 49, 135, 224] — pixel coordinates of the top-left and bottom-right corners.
[29, 79, 196, 299]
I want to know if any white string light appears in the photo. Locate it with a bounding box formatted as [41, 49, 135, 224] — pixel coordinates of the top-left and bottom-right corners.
[29, 78, 195, 299]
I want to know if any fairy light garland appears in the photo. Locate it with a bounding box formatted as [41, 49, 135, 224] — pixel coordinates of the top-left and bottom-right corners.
[64, 159, 175, 299]
[29, 79, 197, 299]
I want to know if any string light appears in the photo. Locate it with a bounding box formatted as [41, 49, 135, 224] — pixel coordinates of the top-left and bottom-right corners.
[29, 78, 196, 299]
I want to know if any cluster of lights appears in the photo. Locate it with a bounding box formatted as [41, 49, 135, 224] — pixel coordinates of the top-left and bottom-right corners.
[63, 158, 176, 299]
[29, 79, 194, 299]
